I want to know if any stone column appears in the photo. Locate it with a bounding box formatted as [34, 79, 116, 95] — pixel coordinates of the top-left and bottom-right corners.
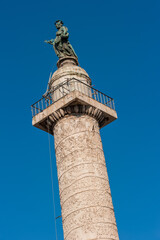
[32, 57, 119, 240]
[53, 112, 119, 240]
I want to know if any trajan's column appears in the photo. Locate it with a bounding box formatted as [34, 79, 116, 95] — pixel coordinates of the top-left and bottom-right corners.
[31, 20, 119, 240]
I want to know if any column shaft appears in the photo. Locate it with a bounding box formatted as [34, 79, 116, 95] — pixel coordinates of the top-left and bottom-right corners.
[53, 114, 119, 240]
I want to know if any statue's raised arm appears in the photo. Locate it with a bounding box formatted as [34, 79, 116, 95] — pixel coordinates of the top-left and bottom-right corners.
[45, 20, 77, 59]
[44, 39, 54, 45]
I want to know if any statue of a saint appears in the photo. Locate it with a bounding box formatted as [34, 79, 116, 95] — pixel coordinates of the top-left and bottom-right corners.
[45, 20, 77, 59]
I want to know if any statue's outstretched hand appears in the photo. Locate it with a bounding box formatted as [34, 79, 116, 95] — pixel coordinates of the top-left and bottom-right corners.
[44, 39, 54, 45]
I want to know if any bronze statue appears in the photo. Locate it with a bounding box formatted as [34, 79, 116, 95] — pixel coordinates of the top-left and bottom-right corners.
[45, 20, 77, 59]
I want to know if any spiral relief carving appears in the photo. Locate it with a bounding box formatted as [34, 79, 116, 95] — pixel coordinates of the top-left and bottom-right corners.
[53, 114, 119, 240]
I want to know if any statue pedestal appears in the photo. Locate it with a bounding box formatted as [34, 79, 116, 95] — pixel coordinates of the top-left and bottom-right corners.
[57, 56, 79, 68]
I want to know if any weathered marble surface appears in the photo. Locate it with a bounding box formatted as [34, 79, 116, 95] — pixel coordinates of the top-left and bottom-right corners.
[53, 114, 119, 240]
[51, 58, 91, 88]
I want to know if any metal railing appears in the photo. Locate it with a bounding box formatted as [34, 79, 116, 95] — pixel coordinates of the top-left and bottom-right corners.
[31, 78, 115, 117]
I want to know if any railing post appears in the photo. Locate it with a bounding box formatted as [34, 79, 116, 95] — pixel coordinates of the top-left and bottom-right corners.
[38, 102, 40, 113]
[41, 98, 44, 111]
[103, 94, 105, 105]
[31, 107, 33, 117]
[106, 97, 108, 106]
[100, 92, 103, 104]
[113, 99, 115, 110]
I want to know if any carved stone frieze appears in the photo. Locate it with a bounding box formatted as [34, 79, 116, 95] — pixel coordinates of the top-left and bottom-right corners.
[53, 114, 119, 240]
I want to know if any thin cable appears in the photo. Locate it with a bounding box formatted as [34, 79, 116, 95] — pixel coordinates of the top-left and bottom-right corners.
[47, 120, 58, 240]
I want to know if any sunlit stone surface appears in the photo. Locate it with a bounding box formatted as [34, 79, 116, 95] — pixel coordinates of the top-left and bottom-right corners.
[53, 114, 119, 240]
[32, 56, 119, 240]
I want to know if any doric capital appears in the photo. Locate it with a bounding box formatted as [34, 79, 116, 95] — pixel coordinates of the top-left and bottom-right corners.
[46, 104, 109, 134]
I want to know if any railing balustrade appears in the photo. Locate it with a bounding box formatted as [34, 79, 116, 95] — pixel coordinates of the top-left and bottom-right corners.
[31, 78, 115, 117]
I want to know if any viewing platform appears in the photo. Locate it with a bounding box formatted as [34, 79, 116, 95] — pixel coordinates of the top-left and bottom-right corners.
[31, 78, 117, 134]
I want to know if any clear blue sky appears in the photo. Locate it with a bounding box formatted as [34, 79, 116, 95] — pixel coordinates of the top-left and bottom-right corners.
[0, 0, 160, 239]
